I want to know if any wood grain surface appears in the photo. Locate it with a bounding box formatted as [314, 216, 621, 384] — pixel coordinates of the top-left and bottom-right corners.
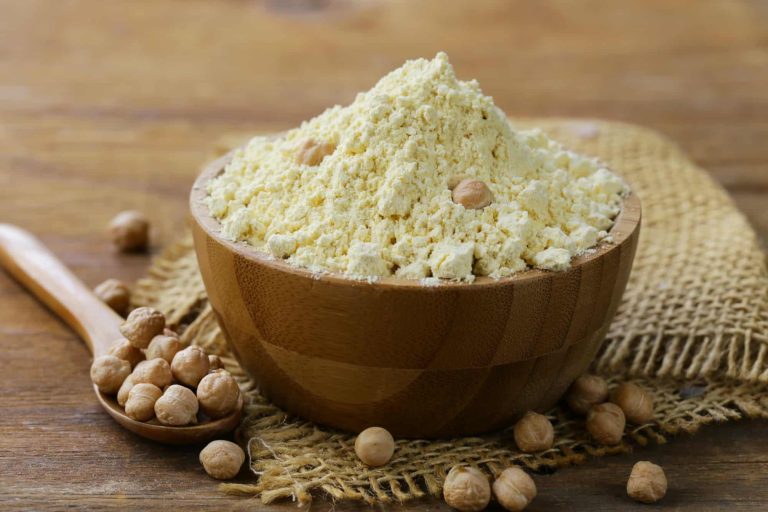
[1, 0, 766, 510]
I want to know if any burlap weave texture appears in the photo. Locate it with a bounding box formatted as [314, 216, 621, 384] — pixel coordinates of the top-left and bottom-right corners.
[132, 119, 768, 505]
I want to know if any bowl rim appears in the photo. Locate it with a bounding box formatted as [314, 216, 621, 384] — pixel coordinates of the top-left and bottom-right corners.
[190, 149, 641, 290]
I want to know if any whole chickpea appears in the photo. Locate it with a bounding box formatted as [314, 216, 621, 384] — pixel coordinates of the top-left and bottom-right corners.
[90, 355, 131, 394]
[208, 354, 223, 370]
[145, 334, 182, 364]
[108, 338, 145, 369]
[199, 440, 245, 480]
[154, 384, 199, 426]
[611, 382, 654, 424]
[513, 411, 554, 453]
[125, 383, 163, 421]
[109, 210, 149, 252]
[627, 461, 667, 503]
[171, 346, 210, 387]
[93, 279, 131, 316]
[117, 375, 135, 407]
[354, 426, 395, 467]
[197, 370, 241, 419]
[492, 467, 537, 512]
[120, 307, 165, 349]
[443, 466, 491, 512]
[565, 374, 608, 415]
[586, 402, 626, 445]
[451, 179, 494, 209]
[131, 358, 173, 388]
[295, 139, 336, 166]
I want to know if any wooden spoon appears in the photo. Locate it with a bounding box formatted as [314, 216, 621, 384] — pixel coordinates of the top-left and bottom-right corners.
[0, 224, 242, 445]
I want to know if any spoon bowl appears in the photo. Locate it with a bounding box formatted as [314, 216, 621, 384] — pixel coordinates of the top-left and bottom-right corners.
[97, 388, 243, 445]
[0, 223, 242, 445]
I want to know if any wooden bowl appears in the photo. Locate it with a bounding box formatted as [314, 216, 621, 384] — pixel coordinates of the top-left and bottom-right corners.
[190, 152, 641, 438]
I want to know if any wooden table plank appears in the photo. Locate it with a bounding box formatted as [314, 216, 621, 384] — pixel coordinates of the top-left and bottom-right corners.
[1, 0, 766, 510]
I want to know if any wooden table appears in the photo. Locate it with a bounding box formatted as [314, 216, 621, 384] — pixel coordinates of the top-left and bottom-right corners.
[1, 1, 766, 510]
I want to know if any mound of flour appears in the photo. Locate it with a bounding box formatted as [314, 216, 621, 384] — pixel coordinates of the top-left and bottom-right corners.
[206, 52, 627, 281]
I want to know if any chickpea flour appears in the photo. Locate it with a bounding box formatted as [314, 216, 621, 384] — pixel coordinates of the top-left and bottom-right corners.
[206, 53, 628, 282]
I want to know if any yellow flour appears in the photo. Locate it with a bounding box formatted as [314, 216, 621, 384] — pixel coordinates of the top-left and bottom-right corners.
[206, 53, 628, 281]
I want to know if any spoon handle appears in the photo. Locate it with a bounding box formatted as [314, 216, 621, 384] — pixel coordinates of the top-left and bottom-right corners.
[0, 224, 123, 357]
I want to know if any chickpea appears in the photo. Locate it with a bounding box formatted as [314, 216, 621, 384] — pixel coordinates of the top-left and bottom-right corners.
[93, 279, 131, 316]
[109, 210, 149, 252]
[565, 374, 608, 415]
[116, 375, 135, 407]
[611, 382, 654, 424]
[197, 370, 241, 419]
[443, 466, 491, 512]
[90, 355, 131, 395]
[120, 307, 165, 349]
[154, 384, 199, 426]
[145, 334, 181, 364]
[513, 411, 554, 453]
[627, 461, 667, 503]
[208, 354, 223, 370]
[108, 338, 144, 369]
[354, 426, 395, 467]
[199, 440, 245, 480]
[295, 139, 335, 166]
[492, 467, 537, 512]
[171, 346, 210, 387]
[451, 179, 493, 209]
[125, 383, 162, 422]
[586, 402, 626, 445]
[131, 358, 173, 389]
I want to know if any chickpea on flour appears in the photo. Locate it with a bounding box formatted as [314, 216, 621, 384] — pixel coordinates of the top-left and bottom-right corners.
[206, 52, 628, 282]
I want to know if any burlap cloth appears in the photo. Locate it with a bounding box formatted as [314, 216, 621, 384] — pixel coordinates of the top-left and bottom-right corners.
[132, 119, 768, 505]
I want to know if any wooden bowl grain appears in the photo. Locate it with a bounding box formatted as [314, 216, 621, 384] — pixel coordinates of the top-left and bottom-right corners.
[190, 152, 641, 438]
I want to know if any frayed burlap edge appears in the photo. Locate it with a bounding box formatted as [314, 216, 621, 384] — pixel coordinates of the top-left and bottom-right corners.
[131, 118, 768, 505]
[218, 377, 768, 505]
